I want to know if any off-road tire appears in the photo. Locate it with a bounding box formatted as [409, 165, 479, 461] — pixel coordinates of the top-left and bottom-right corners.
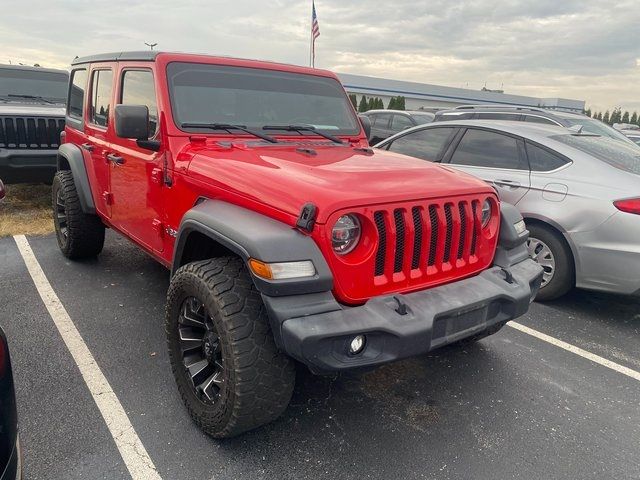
[165, 257, 295, 438]
[527, 224, 574, 301]
[52, 170, 105, 259]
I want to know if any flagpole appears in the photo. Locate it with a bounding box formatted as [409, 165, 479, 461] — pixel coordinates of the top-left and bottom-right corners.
[309, 1, 313, 67]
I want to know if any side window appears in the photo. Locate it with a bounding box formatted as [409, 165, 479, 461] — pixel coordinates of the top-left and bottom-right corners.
[121, 70, 158, 136]
[68, 69, 87, 119]
[525, 142, 568, 171]
[387, 127, 455, 161]
[391, 114, 413, 132]
[523, 115, 557, 125]
[476, 112, 520, 121]
[374, 113, 391, 128]
[90, 69, 113, 127]
[450, 129, 527, 170]
[368, 114, 378, 126]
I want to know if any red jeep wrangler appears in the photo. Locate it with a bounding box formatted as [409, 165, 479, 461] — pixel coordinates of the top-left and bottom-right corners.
[53, 51, 542, 437]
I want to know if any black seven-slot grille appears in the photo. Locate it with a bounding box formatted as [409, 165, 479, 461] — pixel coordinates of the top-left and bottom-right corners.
[372, 198, 483, 281]
[0, 116, 65, 149]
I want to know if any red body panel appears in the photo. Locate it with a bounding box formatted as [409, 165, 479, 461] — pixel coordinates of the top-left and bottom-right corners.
[64, 52, 500, 304]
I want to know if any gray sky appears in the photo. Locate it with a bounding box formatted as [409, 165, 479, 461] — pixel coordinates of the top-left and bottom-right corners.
[2, 0, 638, 113]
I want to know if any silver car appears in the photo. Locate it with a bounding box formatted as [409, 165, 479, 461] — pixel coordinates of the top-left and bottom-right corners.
[375, 120, 640, 300]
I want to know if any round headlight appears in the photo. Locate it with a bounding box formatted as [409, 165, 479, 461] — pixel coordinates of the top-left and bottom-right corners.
[332, 214, 361, 255]
[481, 199, 492, 227]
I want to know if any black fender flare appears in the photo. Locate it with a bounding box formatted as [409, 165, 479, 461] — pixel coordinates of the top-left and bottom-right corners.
[57, 144, 96, 214]
[172, 200, 334, 297]
[493, 202, 530, 268]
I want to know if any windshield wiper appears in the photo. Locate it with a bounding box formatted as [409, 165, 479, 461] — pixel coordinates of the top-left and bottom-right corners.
[181, 123, 278, 144]
[6, 94, 55, 104]
[263, 125, 344, 144]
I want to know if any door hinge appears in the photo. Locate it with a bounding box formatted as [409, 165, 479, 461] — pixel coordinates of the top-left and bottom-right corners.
[102, 191, 114, 205]
[151, 168, 163, 185]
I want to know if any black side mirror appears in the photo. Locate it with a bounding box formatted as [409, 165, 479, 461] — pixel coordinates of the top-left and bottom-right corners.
[358, 114, 371, 140]
[115, 104, 149, 140]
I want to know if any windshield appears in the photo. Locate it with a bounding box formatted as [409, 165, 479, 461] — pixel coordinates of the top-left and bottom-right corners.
[0, 68, 68, 103]
[563, 116, 636, 144]
[552, 134, 640, 175]
[412, 113, 435, 125]
[167, 62, 360, 136]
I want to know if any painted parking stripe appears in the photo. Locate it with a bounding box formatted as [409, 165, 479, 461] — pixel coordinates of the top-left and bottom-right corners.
[508, 321, 640, 382]
[14, 235, 162, 480]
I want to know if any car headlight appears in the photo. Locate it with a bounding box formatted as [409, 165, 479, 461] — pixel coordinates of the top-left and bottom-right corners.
[332, 214, 361, 255]
[481, 199, 492, 227]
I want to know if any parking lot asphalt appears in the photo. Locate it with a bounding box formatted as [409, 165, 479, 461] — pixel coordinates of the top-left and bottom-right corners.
[1, 232, 639, 480]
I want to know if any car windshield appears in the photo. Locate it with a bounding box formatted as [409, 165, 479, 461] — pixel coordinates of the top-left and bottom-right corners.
[0, 68, 68, 103]
[563, 116, 635, 144]
[167, 62, 360, 136]
[552, 134, 640, 175]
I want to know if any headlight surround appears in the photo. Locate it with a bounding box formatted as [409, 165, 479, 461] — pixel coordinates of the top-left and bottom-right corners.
[332, 214, 361, 255]
[481, 199, 492, 228]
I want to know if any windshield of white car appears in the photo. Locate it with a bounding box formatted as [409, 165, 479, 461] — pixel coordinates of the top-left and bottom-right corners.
[0, 68, 68, 104]
[562, 116, 635, 144]
[167, 62, 361, 136]
[552, 134, 640, 175]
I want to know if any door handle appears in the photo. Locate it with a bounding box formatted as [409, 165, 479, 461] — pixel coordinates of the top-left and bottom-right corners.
[494, 179, 521, 188]
[106, 153, 125, 165]
[81, 143, 94, 152]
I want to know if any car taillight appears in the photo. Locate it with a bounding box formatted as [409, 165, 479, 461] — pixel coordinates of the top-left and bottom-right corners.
[614, 198, 640, 215]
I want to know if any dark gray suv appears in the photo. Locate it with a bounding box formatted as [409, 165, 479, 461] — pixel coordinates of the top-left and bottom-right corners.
[434, 105, 637, 146]
[361, 109, 435, 144]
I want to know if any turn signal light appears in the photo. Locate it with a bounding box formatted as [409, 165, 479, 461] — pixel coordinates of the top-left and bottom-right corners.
[614, 198, 640, 215]
[248, 259, 316, 280]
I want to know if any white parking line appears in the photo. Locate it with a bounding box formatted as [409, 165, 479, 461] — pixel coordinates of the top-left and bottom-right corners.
[14, 235, 162, 480]
[508, 321, 640, 382]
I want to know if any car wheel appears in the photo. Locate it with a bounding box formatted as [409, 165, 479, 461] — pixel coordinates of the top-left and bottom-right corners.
[52, 170, 105, 259]
[165, 257, 295, 438]
[526, 224, 574, 301]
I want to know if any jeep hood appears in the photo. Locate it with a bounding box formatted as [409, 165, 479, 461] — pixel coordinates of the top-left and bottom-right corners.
[186, 143, 494, 224]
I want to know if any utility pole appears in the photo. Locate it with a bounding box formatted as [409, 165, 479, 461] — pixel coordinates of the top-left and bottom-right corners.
[145, 42, 158, 51]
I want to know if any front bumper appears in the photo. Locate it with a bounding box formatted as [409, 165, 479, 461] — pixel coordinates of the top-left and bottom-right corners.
[0, 149, 57, 183]
[277, 258, 542, 373]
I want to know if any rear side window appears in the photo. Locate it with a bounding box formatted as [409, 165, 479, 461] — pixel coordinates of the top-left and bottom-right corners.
[525, 142, 567, 171]
[450, 129, 527, 170]
[90, 69, 113, 128]
[476, 112, 520, 121]
[68, 69, 87, 119]
[523, 115, 556, 125]
[121, 70, 158, 136]
[391, 114, 413, 131]
[372, 113, 391, 128]
[387, 127, 455, 161]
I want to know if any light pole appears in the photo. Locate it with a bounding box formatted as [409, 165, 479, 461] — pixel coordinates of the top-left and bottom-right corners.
[145, 42, 158, 51]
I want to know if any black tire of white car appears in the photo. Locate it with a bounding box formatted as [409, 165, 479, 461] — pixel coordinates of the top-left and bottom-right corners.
[527, 224, 574, 301]
[52, 171, 105, 259]
[165, 257, 296, 438]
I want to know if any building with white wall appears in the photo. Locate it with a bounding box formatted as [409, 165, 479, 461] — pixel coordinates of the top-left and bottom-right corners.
[337, 73, 585, 113]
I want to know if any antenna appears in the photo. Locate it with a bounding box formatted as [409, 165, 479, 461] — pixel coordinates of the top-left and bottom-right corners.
[144, 42, 158, 51]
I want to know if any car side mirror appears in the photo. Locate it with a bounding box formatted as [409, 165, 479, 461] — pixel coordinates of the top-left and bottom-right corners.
[114, 104, 160, 151]
[358, 114, 371, 140]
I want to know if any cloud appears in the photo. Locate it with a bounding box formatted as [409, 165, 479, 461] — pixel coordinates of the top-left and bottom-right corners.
[1, 0, 638, 112]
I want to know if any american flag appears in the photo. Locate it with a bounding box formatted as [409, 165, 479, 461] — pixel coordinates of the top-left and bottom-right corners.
[311, 1, 320, 67]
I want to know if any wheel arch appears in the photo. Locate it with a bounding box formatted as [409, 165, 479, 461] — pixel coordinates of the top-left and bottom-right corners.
[172, 200, 334, 297]
[57, 144, 95, 214]
[523, 215, 579, 283]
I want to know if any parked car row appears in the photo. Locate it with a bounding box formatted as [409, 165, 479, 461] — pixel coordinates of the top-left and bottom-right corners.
[374, 119, 640, 300]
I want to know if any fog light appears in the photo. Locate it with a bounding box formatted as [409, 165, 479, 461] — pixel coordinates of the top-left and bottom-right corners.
[349, 335, 366, 355]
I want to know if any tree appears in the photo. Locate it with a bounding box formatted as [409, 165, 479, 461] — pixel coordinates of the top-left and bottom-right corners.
[603, 110, 610, 124]
[358, 95, 368, 112]
[349, 94, 357, 109]
[397, 96, 406, 110]
[622, 111, 630, 123]
[377, 98, 384, 109]
[368, 97, 376, 111]
[387, 97, 396, 109]
[585, 108, 592, 117]
[610, 107, 622, 124]
[631, 112, 638, 125]
[595, 112, 602, 121]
